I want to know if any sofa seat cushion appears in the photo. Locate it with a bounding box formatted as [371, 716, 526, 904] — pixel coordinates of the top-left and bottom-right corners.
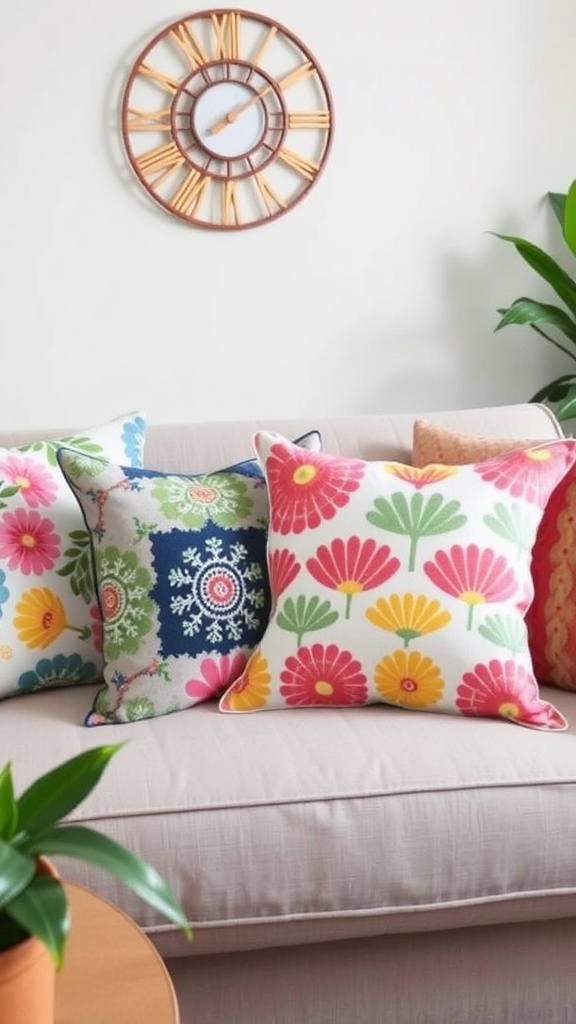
[7, 684, 576, 958]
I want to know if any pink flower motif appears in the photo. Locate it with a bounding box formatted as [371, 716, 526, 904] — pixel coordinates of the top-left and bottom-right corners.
[424, 543, 517, 629]
[457, 659, 567, 730]
[0, 455, 58, 508]
[307, 535, 400, 618]
[0, 508, 60, 575]
[280, 642, 368, 706]
[185, 652, 248, 701]
[269, 549, 301, 598]
[259, 438, 365, 535]
[474, 442, 576, 508]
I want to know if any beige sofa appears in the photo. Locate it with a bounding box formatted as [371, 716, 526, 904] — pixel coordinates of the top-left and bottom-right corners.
[5, 403, 576, 1024]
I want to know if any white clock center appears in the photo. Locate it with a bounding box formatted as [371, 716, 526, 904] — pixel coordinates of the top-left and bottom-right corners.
[193, 82, 266, 159]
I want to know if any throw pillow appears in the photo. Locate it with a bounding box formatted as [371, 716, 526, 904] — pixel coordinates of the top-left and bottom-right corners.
[0, 412, 146, 698]
[57, 431, 321, 725]
[219, 431, 576, 729]
[412, 419, 576, 692]
[412, 419, 546, 467]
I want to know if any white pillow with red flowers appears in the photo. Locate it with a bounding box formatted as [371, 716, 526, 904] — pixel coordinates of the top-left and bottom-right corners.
[220, 432, 576, 730]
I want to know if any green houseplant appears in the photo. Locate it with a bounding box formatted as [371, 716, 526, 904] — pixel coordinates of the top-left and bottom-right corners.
[493, 178, 576, 421]
[0, 743, 192, 967]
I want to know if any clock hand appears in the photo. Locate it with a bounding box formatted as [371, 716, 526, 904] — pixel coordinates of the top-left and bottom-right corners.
[208, 83, 273, 135]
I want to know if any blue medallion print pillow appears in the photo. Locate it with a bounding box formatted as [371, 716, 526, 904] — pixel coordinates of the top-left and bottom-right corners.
[57, 430, 320, 724]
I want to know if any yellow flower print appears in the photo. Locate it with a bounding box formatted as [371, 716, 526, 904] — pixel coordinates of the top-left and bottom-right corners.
[14, 588, 68, 649]
[366, 593, 451, 647]
[0, 644, 12, 660]
[221, 651, 271, 711]
[374, 649, 445, 708]
[384, 464, 458, 487]
[525, 448, 553, 463]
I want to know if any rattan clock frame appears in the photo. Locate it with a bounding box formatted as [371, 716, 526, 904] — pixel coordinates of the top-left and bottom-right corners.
[120, 9, 334, 230]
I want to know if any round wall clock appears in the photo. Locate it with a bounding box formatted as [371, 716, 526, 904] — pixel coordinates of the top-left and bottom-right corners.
[120, 8, 334, 230]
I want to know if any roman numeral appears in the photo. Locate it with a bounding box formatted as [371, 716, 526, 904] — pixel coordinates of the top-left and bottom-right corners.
[137, 62, 181, 95]
[254, 175, 287, 216]
[277, 148, 319, 181]
[288, 111, 331, 130]
[277, 62, 315, 91]
[135, 142, 185, 187]
[250, 25, 277, 67]
[169, 22, 209, 69]
[212, 11, 241, 60]
[222, 181, 242, 226]
[125, 107, 172, 132]
[171, 169, 210, 216]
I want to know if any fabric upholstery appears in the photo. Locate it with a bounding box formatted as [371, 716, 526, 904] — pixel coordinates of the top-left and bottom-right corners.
[221, 431, 576, 729]
[58, 432, 321, 724]
[9, 682, 576, 961]
[0, 412, 146, 698]
[3, 405, 575, 1024]
[412, 419, 576, 692]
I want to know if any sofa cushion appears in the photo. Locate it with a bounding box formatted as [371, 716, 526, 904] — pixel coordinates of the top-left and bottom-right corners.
[9, 682, 576, 959]
[412, 419, 576, 693]
[0, 412, 146, 699]
[220, 431, 576, 729]
[57, 432, 320, 724]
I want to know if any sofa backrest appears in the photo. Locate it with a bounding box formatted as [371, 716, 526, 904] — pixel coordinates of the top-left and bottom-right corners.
[142, 403, 564, 474]
[0, 403, 563, 475]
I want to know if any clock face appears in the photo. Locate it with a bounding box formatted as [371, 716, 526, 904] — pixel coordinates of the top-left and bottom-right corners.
[121, 9, 334, 230]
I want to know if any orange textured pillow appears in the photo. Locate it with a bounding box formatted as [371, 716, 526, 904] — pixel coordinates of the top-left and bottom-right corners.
[412, 420, 546, 467]
[412, 420, 576, 692]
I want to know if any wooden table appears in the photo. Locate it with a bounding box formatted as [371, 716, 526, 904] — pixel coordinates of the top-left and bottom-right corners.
[55, 882, 180, 1024]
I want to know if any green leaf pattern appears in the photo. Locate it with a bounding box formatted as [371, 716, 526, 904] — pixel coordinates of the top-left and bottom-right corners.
[483, 502, 537, 555]
[478, 614, 528, 655]
[57, 529, 95, 604]
[277, 595, 339, 647]
[367, 491, 467, 570]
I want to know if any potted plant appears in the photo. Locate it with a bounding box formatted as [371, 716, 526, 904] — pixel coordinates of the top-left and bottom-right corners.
[0, 743, 192, 1024]
[493, 178, 576, 421]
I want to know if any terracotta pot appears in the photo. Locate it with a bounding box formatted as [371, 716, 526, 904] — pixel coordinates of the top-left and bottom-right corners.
[0, 933, 55, 1024]
[0, 857, 59, 1024]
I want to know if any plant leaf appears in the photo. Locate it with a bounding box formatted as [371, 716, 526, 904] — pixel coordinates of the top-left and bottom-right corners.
[530, 374, 576, 403]
[15, 745, 124, 841]
[5, 875, 69, 968]
[491, 232, 576, 317]
[555, 383, 576, 421]
[548, 190, 566, 229]
[24, 825, 192, 940]
[495, 299, 576, 343]
[564, 180, 576, 259]
[0, 841, 36, 909]
[0, 763, 18, 841]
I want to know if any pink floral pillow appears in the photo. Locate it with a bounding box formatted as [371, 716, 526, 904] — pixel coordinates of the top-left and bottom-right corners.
[219, 432, 576, 730]
[0, 412, 146, 698]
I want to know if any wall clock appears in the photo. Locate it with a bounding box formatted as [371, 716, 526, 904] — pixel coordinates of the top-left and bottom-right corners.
[120, 8, 334, 230]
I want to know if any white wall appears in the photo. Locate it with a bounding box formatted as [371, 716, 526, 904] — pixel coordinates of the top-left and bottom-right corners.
[1, 0, 576, 430]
